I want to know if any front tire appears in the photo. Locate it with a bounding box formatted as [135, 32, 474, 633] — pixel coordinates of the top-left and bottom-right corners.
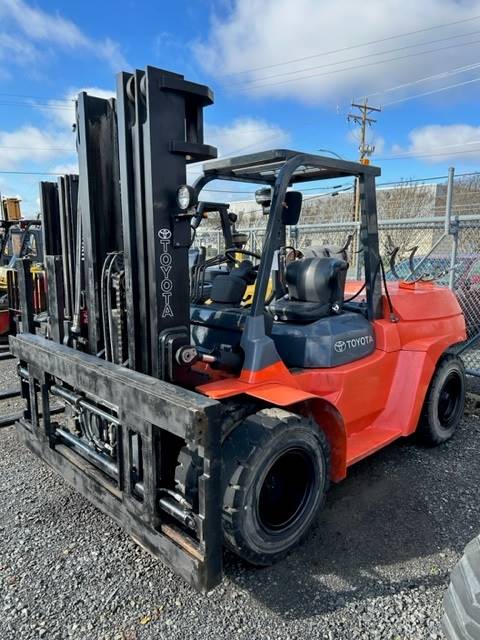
[417, 354, 466, 446]
[222, 408, 330, 566]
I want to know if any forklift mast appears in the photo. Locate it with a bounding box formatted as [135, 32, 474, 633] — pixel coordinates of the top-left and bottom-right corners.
[45, 67, 217, 379]
[115, 67, 217, 378]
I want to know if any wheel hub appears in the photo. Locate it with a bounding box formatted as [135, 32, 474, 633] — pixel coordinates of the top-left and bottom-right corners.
[438, 372, 462, 427]
[257, 448, 315, 532]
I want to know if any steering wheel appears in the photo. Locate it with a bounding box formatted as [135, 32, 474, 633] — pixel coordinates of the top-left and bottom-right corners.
[225, 247, 262, 267]
[282, 246, 303, 265]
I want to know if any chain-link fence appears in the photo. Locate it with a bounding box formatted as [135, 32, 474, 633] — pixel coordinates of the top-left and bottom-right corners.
[195, 169, 480, 375]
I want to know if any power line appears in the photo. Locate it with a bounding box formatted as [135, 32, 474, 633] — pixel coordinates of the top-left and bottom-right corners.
[218, 14, 480, 77]
[377, 171, 480, 186]
[190, 171, 480, 194]
[0, 145, 74, 152]
[202, 183, 350, 195]
[244, 38, 480, 91]
[0, 92, 73, 103]
[3, 168, 477, 183]
[189, 134, 289, 176]
[196, 170, 480, 195]
[233, 30, 480, 87]
[383, 76, 480, 106]
[383, 139, 480, 157]
[0, 132, 277, 154]
[5, 161, 478, 182]
[0, 100, 73, 111]
[363, 61, 480, 100]
[200, 169, 480, 196]
[0, 170, 65, 175]
[207, 126, 284, 136]
[379, 147, 480, 161]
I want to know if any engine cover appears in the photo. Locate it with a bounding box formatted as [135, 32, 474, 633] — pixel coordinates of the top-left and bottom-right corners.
[271, 311, 375, 368]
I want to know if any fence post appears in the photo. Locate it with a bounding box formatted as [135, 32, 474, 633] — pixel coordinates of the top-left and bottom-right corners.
[445, 166, 456, 290]
[448, 217, 459, 290]
[444, 166, 455, 234]
[355, 222, 362, 280]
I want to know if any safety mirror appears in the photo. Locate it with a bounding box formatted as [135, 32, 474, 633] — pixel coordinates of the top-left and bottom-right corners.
[282, 191, 302, 225]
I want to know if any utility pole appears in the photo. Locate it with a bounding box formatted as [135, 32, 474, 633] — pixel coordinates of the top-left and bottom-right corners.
[347, 99, 381, 163]
[347, 99, 381, 273]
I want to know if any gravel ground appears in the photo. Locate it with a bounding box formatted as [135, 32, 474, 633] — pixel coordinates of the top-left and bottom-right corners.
[1, 357, 480, 640]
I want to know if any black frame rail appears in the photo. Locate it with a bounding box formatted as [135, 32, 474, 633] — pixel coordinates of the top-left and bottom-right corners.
[10, 332, 224, 591]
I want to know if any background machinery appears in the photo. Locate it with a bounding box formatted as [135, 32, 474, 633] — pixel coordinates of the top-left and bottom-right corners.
[443, 533, 480, 639]
[0, 218, 44, 335]
[10, 65, 467, 591]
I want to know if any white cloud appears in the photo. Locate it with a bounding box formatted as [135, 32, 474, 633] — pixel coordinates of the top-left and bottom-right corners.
[50, 162, 79, 175]
[0, 125, 74, 171]
[206, 117, 290, 156]
[0, 0, 127, 72]
[194, 0, 480, 104]
[0, 32, 39, 67]
[187, 118, 290, 200]
[0, 86, 115, 208]
[41, 87, 116, 129]
[187, 117, 290, 185]
[392, 124, 480, 162]
[373, 136, 386, 156]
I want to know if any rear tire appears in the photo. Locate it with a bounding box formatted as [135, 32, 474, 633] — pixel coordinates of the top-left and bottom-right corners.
[443, 535, 480, 639]
[222, 408, 330, 566]
[417, 354, 465, 446]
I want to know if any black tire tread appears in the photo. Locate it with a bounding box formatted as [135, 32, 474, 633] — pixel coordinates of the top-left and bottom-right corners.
[222, 408, 330, 565]
[174, 399, 260, 508]
[417, 353, 465, 446]
[443, 535, 480, 639]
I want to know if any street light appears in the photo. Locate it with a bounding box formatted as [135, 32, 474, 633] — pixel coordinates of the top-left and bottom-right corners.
[316, 148, 344, 160]
[315, 149, 347, 197]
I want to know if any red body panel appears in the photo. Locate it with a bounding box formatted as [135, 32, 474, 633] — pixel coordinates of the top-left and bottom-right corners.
[0, 309, 9, 335]
[197, 283, 466, 482]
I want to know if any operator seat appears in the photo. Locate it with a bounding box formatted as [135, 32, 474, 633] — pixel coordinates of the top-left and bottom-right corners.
[268, 256, 348, 323]
[189, 247, 204, 271]
[209, 260, 257, 305]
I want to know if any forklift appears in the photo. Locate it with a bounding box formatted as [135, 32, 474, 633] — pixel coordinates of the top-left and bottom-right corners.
[10, 65, 466, 591]
[0, 219, 44, 335]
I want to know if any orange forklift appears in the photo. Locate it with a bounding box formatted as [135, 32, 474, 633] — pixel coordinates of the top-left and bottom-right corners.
[10, 65, 466, 590]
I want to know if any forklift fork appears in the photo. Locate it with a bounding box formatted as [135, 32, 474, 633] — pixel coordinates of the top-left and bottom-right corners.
[11, 330, 224, 591]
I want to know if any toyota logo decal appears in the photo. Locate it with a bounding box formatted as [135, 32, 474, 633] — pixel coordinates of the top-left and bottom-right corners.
[158, 228, 172, 240]
[334, 340, 347, 353]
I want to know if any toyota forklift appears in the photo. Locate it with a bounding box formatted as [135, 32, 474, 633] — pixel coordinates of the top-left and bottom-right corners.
[10, 65, 466, 591]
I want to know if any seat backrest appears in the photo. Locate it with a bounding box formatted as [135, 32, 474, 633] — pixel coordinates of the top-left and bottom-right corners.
[189, 248, 200, 270]
[210, 260, 255, 304]
[188, 246, 206, 270]
[286, 257, 348, 305]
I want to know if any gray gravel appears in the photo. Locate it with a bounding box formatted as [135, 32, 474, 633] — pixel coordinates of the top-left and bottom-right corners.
[1, 357, 480, 640]
[0, 357, 26, 414]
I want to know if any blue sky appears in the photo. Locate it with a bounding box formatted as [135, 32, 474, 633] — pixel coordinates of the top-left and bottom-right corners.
[1, 0, 480, 213]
